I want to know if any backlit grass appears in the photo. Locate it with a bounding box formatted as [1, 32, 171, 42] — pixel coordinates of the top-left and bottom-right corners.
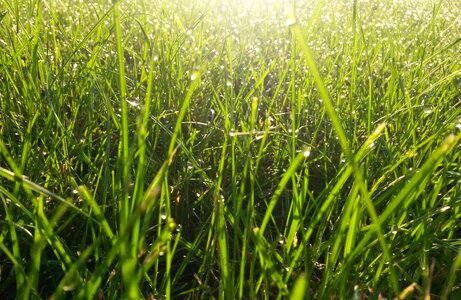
[0, 0, 460, 298]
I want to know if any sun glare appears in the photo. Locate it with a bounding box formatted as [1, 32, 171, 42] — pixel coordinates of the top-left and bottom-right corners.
[199, 0, 292, 13]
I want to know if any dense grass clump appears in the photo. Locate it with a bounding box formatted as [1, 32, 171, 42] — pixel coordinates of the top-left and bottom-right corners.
[0, 0, 460, 298]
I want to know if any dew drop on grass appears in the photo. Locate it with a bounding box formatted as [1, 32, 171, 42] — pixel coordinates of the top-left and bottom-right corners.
[423, 106, 432, 115]
[72, 189, 78, 194]
[440, 206, 450, 212]
[285, 16, 296, 26]
[160, 204, 167, 220]
[127, 98, 140, 108]
[278, 234, 285, 245]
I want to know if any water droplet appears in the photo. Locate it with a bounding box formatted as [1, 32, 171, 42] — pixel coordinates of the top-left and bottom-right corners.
[127, 98, 140, 108]
[278, 234, 285, 245]
[440, 206, 450, 212]
[423, 106, 432, 115]
[303, 149, 311, 157]
[285, 17, 296, 26]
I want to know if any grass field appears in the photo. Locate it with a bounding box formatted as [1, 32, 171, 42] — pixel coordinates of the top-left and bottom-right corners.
[0, 0, 460, 298]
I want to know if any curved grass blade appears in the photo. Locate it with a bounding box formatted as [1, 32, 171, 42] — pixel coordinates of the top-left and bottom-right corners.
[289, 7, 399, 291]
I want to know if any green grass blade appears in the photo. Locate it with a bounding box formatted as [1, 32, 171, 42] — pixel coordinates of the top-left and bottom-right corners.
[290, 273, 308, 300]
[78, 185, 114, 240]
[289, 8, 399, 292]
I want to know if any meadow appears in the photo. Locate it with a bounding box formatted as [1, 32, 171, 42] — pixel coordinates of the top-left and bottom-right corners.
[0, 0, 460, 298]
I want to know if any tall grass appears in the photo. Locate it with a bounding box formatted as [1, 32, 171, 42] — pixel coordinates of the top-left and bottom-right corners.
[0, 0, 460, 298]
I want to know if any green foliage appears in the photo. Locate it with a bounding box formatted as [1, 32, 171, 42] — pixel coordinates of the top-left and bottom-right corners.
[0, 0, 460, 298]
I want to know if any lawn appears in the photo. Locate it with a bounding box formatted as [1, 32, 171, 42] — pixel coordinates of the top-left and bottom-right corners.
[0, 0, 460, 298]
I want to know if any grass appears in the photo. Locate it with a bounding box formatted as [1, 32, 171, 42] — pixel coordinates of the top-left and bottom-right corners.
[0, 0, 460, 298]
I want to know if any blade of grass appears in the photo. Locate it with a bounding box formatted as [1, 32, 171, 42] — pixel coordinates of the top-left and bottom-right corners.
[258, 150, 306, 236]
[340, 134, 460, 285]
[442, 251, 461, 299]
[112, 0, 139, 297]
[0, 191, 27, 298]
[78, 185, 114, 240]
[289, 7, 399, 292]
[290, 273, 308, 300]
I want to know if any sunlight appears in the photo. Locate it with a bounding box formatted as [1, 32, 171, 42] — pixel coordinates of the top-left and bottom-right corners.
[201, 0, 292, 12]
